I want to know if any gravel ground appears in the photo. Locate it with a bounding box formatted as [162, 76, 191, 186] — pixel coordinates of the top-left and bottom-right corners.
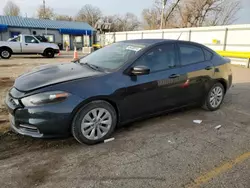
[0, 55, 250, 188]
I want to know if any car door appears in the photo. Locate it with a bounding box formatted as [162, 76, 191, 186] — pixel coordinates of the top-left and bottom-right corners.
[22, 36, 41, 53]
[177, 42, 215, 104]
[119, 43, 188, 121]
[8, 36, 22, 53]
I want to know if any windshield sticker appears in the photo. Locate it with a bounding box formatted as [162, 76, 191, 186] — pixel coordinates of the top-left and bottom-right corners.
[126, 46, 142, 52]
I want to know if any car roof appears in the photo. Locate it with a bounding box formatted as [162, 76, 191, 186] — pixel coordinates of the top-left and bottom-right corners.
[120, 39, 175, 45]
[120, 39, 205, 48]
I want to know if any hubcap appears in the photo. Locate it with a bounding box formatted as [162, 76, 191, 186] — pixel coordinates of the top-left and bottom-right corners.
[47, 52, 52, 57]
[1, 50, 9, 58]
[209, 86, 223, 108]
[81, 108, 112, 140]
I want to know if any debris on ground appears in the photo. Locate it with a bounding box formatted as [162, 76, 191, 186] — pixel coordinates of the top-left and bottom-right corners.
[0, 119, 8, 124]
[104, 138, 115, 143]
[193, 120, 203, 124]
[168, 140, 175, 144]
[215, 125, 222, 130]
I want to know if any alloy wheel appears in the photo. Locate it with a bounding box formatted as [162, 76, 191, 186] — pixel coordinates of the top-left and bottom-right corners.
[81, 108, 112, 140]
[209, 86, 223, 108]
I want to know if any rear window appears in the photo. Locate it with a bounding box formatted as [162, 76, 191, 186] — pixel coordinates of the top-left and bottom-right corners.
[35, 36, 48, 42]
[204, 49, 213, 60]
[179, 44, 205, 66]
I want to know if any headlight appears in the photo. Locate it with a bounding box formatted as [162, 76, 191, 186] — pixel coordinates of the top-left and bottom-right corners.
[21, 91, 69, 107]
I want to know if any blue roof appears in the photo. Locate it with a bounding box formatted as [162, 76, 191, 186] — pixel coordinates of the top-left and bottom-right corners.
[0, 16, 95, 31]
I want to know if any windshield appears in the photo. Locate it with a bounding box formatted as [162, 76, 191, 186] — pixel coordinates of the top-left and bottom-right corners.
[80, 42, 146, 70]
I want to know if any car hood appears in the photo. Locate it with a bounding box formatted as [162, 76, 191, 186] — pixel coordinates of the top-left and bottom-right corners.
[14, 63, 104, 92]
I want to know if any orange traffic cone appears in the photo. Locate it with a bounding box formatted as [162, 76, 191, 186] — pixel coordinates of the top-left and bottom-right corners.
[73, 47, 79, 61]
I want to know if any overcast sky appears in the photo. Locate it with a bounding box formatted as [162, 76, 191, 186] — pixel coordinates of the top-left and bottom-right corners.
[0, 0, 249, 24]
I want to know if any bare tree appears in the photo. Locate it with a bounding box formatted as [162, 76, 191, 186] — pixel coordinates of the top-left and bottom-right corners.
[142, 0, 182, 29]
[37, 5, 54, 19]
[75, 4, 102, 27]
[3, 0, 21, 16]
[176, 0, 241, 27]
[143, 0, 240, 29]
[142, 7, 161, 29]
[55, 15, 73, 21]
[102, 13, 140, 32]
[115, 13, 140, 31]
[164, 0, 181, 24]
[208, 0, 241, 26]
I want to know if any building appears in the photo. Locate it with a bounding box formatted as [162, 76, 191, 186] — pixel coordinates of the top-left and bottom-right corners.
[0, 15, 95, 50]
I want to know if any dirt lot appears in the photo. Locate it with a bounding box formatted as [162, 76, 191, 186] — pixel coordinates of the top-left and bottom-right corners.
[0, 55, 250, 188]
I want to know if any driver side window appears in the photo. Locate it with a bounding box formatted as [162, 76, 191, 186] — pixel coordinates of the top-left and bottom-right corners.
[25, 36, 39, 43]
[134, 43, 177, 73]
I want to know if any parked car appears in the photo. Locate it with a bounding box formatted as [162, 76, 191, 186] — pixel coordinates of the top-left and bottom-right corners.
[0, 34, 59, 59]
[5, 39, 232, 145]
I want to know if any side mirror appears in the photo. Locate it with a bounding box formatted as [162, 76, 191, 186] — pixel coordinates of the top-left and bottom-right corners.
[131, 65, 150, 76]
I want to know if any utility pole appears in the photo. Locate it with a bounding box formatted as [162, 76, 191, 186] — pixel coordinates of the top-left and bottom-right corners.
[43, 0, 46, 19]
[160, 0, 167, 29]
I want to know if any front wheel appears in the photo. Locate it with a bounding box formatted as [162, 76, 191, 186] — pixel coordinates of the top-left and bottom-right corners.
[72, 101, 117, 145]
[202, 82, 225, 111]
[0, 49, 12, 59]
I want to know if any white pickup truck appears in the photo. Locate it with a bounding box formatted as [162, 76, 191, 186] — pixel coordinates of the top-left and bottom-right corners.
[0, 34, 60, 59]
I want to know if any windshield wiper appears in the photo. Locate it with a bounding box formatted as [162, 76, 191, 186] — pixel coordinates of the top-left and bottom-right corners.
[82, 62, 103, 71]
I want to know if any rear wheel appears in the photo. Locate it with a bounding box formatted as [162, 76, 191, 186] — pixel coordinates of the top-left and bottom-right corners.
[44, 49, 55, 58]
[72, 101, 117, 145]
[202, 82, 225, 111]
[0, 48, 12, 59]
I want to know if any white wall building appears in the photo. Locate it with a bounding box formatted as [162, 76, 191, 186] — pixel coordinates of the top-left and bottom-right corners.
[105, 25, 250, 52]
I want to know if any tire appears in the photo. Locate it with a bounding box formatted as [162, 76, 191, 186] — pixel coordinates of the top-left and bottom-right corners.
[0, 48, 12, 59]
[44, 49, 55, 58]
[72, 100, 117, 145]
[202, 82, 225, 111]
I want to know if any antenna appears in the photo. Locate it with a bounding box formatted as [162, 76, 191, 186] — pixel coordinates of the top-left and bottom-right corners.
[177, 32, 183, 40]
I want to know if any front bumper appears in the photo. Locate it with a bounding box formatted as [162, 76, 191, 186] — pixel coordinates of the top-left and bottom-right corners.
[9, 114, 44, 138]
[5, 90, 83, 138]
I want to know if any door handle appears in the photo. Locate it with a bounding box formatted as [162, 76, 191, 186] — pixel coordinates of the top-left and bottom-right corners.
[205, 66, 213, 70]
[169, 74, 180, 79]
[25, 44, 28, 46]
